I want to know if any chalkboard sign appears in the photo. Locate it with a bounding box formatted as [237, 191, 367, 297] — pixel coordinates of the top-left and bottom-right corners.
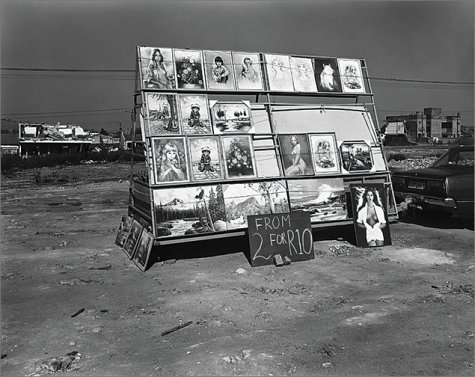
[247, 212, 314, 267]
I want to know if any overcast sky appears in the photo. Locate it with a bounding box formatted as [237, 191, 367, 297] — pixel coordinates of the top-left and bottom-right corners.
[1, 0, 473, 132]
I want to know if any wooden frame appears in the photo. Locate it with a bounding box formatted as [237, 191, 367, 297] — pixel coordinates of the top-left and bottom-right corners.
[337, 58, 366, 93]
[138, 46, 176, 90]
[144, 93, 180, 136]
[278, 134, 314, 176]
[263, 53, 295, 92]
[209, 100, 254, 134]
[308, 133, 341, 175]
[339, 140, 373, 173]
[133, 229, 154, 271]
[232, 51, 264, 91]
[122, 219, 143, 259]
[221, 135, 257, 179]
[115, 214, 133, 248]
[151, 137, 190, 184]
[177, 94, 212, 135]
[174, 49, 206, 90]
[290, 56, 318, 92]
[313, 57, 342, 93]
[203, 50, 236, 91]
[188, 136, 224, 182]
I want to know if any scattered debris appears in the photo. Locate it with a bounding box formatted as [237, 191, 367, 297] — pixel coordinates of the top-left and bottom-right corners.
[283, 256, 291, 265]
[328, 244, 350, 255]
[161, 321, 193, 336]
[71, 308, 85, 318]
[336, 237, 344, 241]
[88, 264, 112, 271]
[274, 254, 284, 267]
[235, 268, 247, 275]
[322, 362, 332, 368]
[223, 350, 251, 364]
[462, 331, 474, 339]
[35, 351, 81, 374]
[162, 259, 176, 265]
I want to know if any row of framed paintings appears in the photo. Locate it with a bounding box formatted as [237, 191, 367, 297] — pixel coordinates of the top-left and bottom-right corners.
[138, 47, 367, 94]
[142, 95, 254, 137]
[150, 134, 376, 185]
[152, 179, 392, 247]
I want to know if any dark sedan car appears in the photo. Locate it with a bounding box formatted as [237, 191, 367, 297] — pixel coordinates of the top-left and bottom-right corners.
[391, 145, 474, 217]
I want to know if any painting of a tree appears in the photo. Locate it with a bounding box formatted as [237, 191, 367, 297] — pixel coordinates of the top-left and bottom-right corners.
[246, 181, 289, 214]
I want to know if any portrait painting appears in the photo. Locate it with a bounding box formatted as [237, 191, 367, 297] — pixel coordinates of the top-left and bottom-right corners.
[222, 181, 289, 230]
[173, 49, 206, 90]
[232, 52, 264, 91]
[338, 58, 366, 93]
[153, 185, 226, 238]
[278, 134, 315, 176]
[177, 94, 212, 134]
[309, 133, 340, 174]
[290, 56, 318, 92]
[264, 54, 294, 92]
[151, 137, 189, 184]
[340, 141, 373, 173]
[122, 219, 143, 259]
[204, 50, 236, 91]
[210, 100, 254, 134]
[144, 93, 180, 136]
[350, 184, 392, 248]
[221, 135, 256, 179]
[188, 136, 224, 182]
[138, 46, 176, 90]
[313, 57, 342, 93]
[288, 178, 347, 222]
[133, 230, 154, 271]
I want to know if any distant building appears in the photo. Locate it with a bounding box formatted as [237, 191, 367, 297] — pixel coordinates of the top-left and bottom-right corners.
[385, 108, 461, 143]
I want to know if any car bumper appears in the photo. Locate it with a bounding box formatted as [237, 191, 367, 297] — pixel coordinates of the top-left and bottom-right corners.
[394, 191, 457, 213]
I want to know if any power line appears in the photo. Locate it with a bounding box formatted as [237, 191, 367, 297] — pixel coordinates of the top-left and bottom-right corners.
[2, 108, 131, 116]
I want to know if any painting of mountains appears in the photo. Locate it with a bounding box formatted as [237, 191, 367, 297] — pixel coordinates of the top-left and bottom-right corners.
[223, 181, 289, 230]
[153, 185, 226, 238]
[288, 178, 347, 222]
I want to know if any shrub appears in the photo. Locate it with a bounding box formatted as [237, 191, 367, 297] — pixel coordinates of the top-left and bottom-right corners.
[387, 152, 408, 162]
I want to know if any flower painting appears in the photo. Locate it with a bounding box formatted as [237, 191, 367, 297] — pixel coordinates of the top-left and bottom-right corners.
[151, 137, 189, 184]
[177, 94, 212, 134]
[221, 135, 256, 179]
[232, 52, 264, 91]
[144, 93, 180, 136]
[204, 50, 236, 91]
[188, 136, 224, 182]
[309, 133, 340, 174]
[174, 49, 205, 90]
[210, 100, 254, 134]
[338, 58, 366, 93]
[290, 56, 317, 92]
[139, 46, 176, 90]
[264, 54, 294, 92]
[313, 57, 342, 93]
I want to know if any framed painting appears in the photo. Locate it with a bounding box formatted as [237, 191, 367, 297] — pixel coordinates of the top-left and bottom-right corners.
[138, 46, 176, 90]
[203, 50, 236, 91]
[290, 56, 318, 92]
[188, 136, 224, 182]
[133, 230, 154, 271]
[144, 93, 180, 136]
[115, 214, 133, 248]
[151, 137, 190, 184]
[153, 185, 227, 238]
[222, 181, 289, 230]
[209, 100, 254, 134]
[264, 54, 294, 92]
[278, 134, 314, 176]
[339, 141, 373, 173]
[221, 135, 256, 179]
[122, 219, 143, 259]
[288, 178, 347, 223]
[177, 94, 212, 134]
[232, 52, 264, 91]
[173, 49, 206, 90]
[313, 57, 342, 93]
[337, 58, 366, 93]
[350, 184, 392, 247]
[308, 133, 340, 174]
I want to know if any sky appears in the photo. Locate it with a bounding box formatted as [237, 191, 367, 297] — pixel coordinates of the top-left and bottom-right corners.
[1, 0, 474, 133]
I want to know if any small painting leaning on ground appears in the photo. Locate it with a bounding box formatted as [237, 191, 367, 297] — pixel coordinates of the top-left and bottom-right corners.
[350, 183, 392, 247]
[153, 185, 227, 238]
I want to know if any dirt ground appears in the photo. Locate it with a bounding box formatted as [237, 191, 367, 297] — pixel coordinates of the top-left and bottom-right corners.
[1, 162, 474, 376]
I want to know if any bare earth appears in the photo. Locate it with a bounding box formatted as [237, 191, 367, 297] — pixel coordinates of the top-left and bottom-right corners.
[1, 162, 474, 376]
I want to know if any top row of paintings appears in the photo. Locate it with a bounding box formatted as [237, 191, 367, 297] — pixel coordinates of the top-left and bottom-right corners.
[138, 47, 367, 94]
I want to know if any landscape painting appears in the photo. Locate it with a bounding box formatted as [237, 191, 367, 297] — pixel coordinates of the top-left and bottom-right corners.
[222, 181, 290, 230]
[153, 185, 227, 238]
[313, 57, 342, 93]
[337, 58, 366, 93]
[173, 49, 205, 90]
[145, 93, 180, 136]
[188, 136, 224, 182]
[340, 141, 373, 173]
[138, 46, 176, 90]
[210, 100, 254, 134]
[221, 135, 256, 179]
[232, 52, 264, 91]
[177, 94, 212, 134]
[288, 178, 347, 222]
[203, 50, 236, 91]
[309, 133, 340, 174]
[264, 54, 294, 92]
[151, 137, 189, 184]
[290, 56, 318, 92]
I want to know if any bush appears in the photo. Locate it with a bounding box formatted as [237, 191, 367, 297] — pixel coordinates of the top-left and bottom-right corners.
[387, 152, 408, 162]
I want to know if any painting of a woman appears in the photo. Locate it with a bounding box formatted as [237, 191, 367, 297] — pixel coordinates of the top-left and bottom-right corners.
[152, 138, 189, 184]
[139, 47, 175, 89]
